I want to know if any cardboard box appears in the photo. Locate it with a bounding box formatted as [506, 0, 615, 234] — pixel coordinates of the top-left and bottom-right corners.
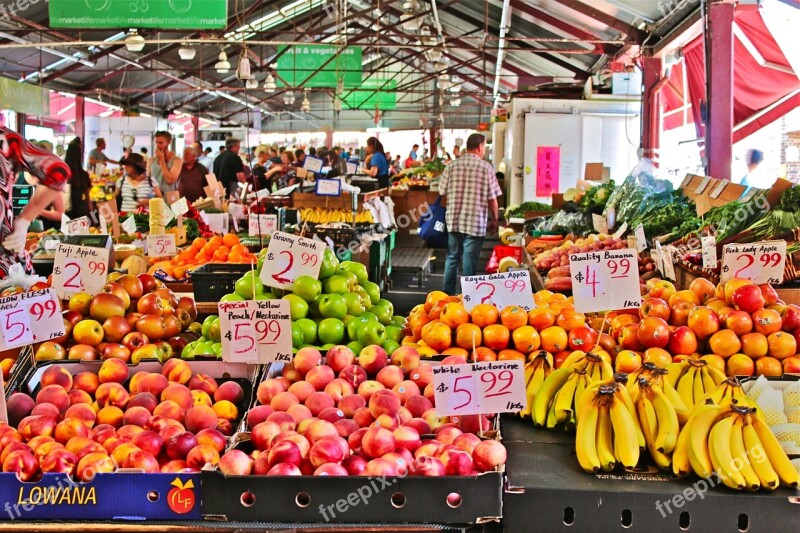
[584, 163, 604, 181]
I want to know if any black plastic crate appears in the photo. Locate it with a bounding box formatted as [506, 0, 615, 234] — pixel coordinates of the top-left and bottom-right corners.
[189, 263, 253, 303]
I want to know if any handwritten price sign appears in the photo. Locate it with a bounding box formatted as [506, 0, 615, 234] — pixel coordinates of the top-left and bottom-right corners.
[249, 214, 277, 237]
[460, 271, 535, 312]
[315, 178, 342, 197]
[260, 232, 326, 291]
[721, 240, 786, 285]
[218, 300, 293, 363]
[433, 361, 526, 416]
[569, 248, 642, 313]
[66, 216, 91, 235]
[146, 234, 177, 257]
[52, 244, 110, 298]
[0, 289, 65, 350]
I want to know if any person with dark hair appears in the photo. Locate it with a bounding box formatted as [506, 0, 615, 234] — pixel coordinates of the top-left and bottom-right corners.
[740, 149, 765, 188]
[213, 138, 246, 197]
[88, 137, 117, 171]
[294, 148, 306, 168]
[410, 144, 419, 161]
[178, 146, 208, 203]
[64, 137, 92, 219]
[193, 141, 211, 168]
[439, 133, 502, 295]
[117, 153, 156, 211]
[140, 147, 148, 156]
[263, 150, 296, 189]
[308, 147, 317, 157]
[148, 131, 182, 194]
[364, 137, 389, 188]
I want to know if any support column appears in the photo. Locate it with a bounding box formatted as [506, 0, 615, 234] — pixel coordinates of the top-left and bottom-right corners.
[641, 54, 663, 165]
[15, 113, 26, 135]
[429, 127, 438, 158]
[185, 115, 199, 145]
[74, 96, 86, 142]
[706, 1, 735, 181]
[325, 129, 333, 148]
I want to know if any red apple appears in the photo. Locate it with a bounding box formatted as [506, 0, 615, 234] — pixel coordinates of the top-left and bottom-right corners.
[122, 332, 149, 352]
[759, 284, 779, 306]
[137, 293, 165, 316]
[68, 344, 98, 361]
[163, 315, 181, 338]
[783, 355, 800, 374]
[102, 315, 132, 343]
[640, 297, 670, 320]
[125, 312, 143, 329]
[73, 319, 105, 346]
[732, 284, 766, 314]
[137, 274, 158, 294]
[177, 297, 198, 322]
[89, 293, 126, 322]
[118, 274, 144, 300]
[103, 282, 131, 311]
[136, 315, 168, 341]
[782, 305, 800, 332]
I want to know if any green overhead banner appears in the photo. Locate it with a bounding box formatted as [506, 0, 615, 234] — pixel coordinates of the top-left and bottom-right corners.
[343, 79, 397, 111]
[49, 0, 227, 29]
[0, 78, 48, 116]
[276, 45, 362, 88]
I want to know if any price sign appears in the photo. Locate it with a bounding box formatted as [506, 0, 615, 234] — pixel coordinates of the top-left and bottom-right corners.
[67, 216, 91, 235]
[634, 224, 647, 252]
[146, 234, 177, 257]
[592, 213, 608, 234]
[660, 244, 677, 281]
[162, 205, 175, 226]
[122, 216, 138, 235]
[171, 197, 189, 217]
[569, 248, 642, 313]
[205, 213, 228, 234]
[303, 155, 324, 174]
[52, 244, 111, 298]
[346, 162, 358, 174]
[218, 300, 293, 363]
[460, 271, 535, 312]
[249, 214, 277, 237]
[315, 178, 342, 197]
[433, 361, 526, 416]
[721, 240, 786, 284]
[612, 221, 628, 240]
[701, 236, 718, 269]
[0, 289, 65, 350]
[260, 232, 326, 290]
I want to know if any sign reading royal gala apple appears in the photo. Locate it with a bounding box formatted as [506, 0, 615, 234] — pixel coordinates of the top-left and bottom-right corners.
[721, 240, 787, 285]
[0, 289, 65, 350]
[260, 232, 326, 291]
[460, 271, 535, 312]
[433, 361, 526, 416]
[569, 248, 642, 313]
[218, 300, 292, 364]
[52, 244, 111, 299]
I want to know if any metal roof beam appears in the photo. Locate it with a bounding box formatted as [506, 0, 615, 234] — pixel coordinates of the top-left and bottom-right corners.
[552, 0, 648, 43]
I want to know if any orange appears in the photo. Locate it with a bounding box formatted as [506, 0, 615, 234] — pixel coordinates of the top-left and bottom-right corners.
[511, 325, 541, 354]
[440, 302, 471, 329]
[528, 308, 556, 330]
[470, 304, 499, 328]
[410, 314, 432, 340]
[442, 347, 469, 358]
[223, 233, 240, 247]
[482, 324, 510, 351]
[213, 249, 229, 261]
[500, 306, 528, 331]
[540, 326, 568, 353]
[228, 250, 244, 262]
[740, 332, 768, 358]
[755, 356, 782, 377]
[701, 354, 726, 374]
[642, 347, 672, 368]
[766, 331, 797, 360]
[689, 278, 716, 304]
[173, 267, 186, 280]
[556, 309, 586, 332]
[726, 353, 755, 377]
[424, 291, 449, 313]
[421, 321, 452, 352]
[231, 244, 248, 256]
[192, 237, 207, 249]
[752, 309, 782, 335]
[455, 323, 483, 350]
[708, 329, 742, 358]
[209, 236, 224, 247]
[498, 349, 526, 361]
[474, 347, 497, 362]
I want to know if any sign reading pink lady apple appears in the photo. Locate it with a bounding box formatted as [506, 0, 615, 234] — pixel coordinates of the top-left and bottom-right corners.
[0, 289, 65, 350]
[218, 299, 293, 363]
[433, 361, 526, 416]
[260, 232, 326, 291]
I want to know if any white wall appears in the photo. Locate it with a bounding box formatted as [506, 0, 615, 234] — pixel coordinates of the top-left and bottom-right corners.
[86, 116, 170, 164]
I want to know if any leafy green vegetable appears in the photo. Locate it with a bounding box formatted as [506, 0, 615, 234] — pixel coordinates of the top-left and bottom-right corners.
[505, 201, 554, 219]
[578, 182, 615, 215]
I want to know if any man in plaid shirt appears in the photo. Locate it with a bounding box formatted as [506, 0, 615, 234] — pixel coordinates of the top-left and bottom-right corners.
[438, 133, 501, 295]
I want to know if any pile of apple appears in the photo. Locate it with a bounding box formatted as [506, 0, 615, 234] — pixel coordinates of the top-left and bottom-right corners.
[1, 359, 246, 481]
[214, 345, 507, 477]
[35, 273, 202, 364]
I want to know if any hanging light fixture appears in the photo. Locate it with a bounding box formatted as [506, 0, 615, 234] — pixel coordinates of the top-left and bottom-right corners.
[400, 10, 419, 32]
[300, 90, 311, 113]
[124, 29, 145, 52]
[215, 50, 231, 74]
[284, 92, 295, 106]
[438, 73, 450, 83]
[264, 73, 276, 92]
[245, 78, 259, 89]
[236, 50, 253, 81]
[178, 42, 195, 60]
[333, 97, 342, 112]
[449, 82, 462, 93]
[427, 48, 443, 62]
[450, 97, 462, 107]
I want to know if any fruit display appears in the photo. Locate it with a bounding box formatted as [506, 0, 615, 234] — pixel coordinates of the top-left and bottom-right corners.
[34, 273, 202, 364]
[298, 208, 375, 225]
[745, 377, 800, 453]
[2, 359, 248, 480]
[214, 346, 507, 477]
[149, 234, 259, 281]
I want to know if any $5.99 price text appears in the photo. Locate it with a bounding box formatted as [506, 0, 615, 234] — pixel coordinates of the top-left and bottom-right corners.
[432, 361, 526, 416]
[0, 289, 65, 350]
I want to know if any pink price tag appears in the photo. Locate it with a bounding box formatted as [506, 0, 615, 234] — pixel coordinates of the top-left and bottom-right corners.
[433, 361, 526, 416]
[0, 289, 65, 350]
[218, 300, 293, 363]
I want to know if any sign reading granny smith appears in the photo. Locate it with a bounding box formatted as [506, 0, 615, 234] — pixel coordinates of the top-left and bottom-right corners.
[276, 45, 362, 88]
[343, 78, 397, 110]
[0, 78, 48, 116]
[49, 0, 227, 29]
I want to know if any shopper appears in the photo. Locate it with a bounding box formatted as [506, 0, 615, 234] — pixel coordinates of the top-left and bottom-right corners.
[140, 147, 148, 156]
[148, 131, 182, 195]
[453, 145, 461, 158]
[252, 145, 272, 191]
[116, 153, 155, 212]
[64, 137, 93, 220]
[363, 137, 390, 188]
[88, 138, 117, 172]
[294, 148, 306, 168]
[178, 146, 208, 203]
[213, 138, 246, 198]
[439, 133, 501, 295]
[269, 147, 281, 164]
[194, 141, 212, 169]
[740, 149, 765, 188]
[263, 150, 296, 189]
[409, 144, 419, 162]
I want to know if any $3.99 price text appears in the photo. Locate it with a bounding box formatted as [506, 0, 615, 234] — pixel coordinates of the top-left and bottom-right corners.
[0, 289, 64, 350]
[432, 361, 526, 416]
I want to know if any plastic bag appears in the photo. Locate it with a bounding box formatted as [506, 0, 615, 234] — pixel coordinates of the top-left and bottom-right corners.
[529, 211, 591, 235]
[418, 196, 448, 248]
[0, 263, 46, 292]
[603, 158, 674, 224]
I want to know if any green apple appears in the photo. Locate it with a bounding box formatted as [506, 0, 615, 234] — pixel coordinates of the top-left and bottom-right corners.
[324, 275, 351, 295]
[291, 322, 306, 349]
[375, 299, 394, 316]
[220, 293, 245, 302]
[385, 325, 403, 343]
[359, 312, 378, 323]
[234, 271, 263, 300]
[181, 341, 198, 359]
[318, 318, 346, 345]
[391, 316, 406, 328]
[207, 317, 221, 342]
[382, 339, 400, 356]
[283, 294, 309, 320]
[319, 248, 339, 279]
[293, 275, 322, 302]
[342, 292, 366, 316]
[347, 316, 373, 340]
[353, 286, 373, 310]
[201, 315, 218, 339]
[321, 343, 336, 351]
[294, 318, 318, 345]
[357, 321, 386, 347]
[371, 305, 393, 326]
[340, 261, 369, 284]
[318, 294, 347, 320]
[347, 341, 364, 354]
[211, 342, 222, 356]
[188, 322, 202, 335]
[309, 294, 324, 319]
[191, 340, 215, 357]
[337, 270, 358, 290]
[255, 292, 276, 300]
[361, 281, 381, 305]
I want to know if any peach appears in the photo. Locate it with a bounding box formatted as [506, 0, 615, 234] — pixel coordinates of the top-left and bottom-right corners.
[414, 439, 443, 459]
[296, 417, 318, 435]
[128, 392, 159, 413]
[216, 419, 234, 436]
[162, 359, 191, 384]
[117, 424, 144, 440]
[369, 389, 401, 418]
[110, 441, 140, 466]
[325, 345, 355, 374]
[187, 373, 218, 395]
[77, 451, 115, 481]
[281, 363, 301, 383]
[196, 428, 226, 454]
[161, 459, 193, 473]
[54, 418, 90, 444]
[165, 431, 198, 460]
[376, 366, 404, 389]
[18, 415, 56, 440]
[128, 371, 149, 394]
[3, 449, 40, 481]
[98, 358, 129, 384]
[410, 363, 434, 388]
[26, 435, 55, 452]
[393, 426, 421, 451]
[286, 381, 315, 403]
[123, 406, 152, 427]
[161, 384, 193, 411]
[314, 463, 348, 476]
[342, 454, 367, 475]
[73, 372, 101, 396]
[422, 408, 447, 431]
[453, 433, 482, 455]
[374, 413, 402, 430]
[347, 427, 368, 451]
[186, 444, 220, 469]
[323, 379, 354, 402]
[357, 380, 385, 401]
[268, 439, 302, 467]
[145, 415, 169, 433]
[304, 391, 335, 416]
[398, 406, 414, 424]
[270, 391, 300, 412]
[440, 448, 473, 475]
[276, 432, 311, 459]
[35, 441, 65, 464]
[95, 382, 130, 409]
[1, 442, 31, 464]
[391, 346, 421, 373]
[361, 427, 395, 459]
[472, 440, 507, 471]
[265, 462, 302, 476]
[218, 449, 252, 475]
[275, 377, 291, 389]
[318, 407, 346, 424]
[339, 365, 367, 388]
[266, 411, 297, 432]
[65, 436, 98, 457]
[382, 452, 411, 475]
[35, 385, 70, 413]
[456, 414, 491, 434]
[411, 455, 445, 476]
[285, 404, 313, 425]
[334, 418, 359, 438]
[306, 365, 335, 391]
[304, 419, 339, 444]
[122, 450, 160, 472]
[363, 457, 396, 476]
[293, 347, 323, 376]
[32, 403, 61, 419]
[435, 425, 463, 445]
[90, 424, 116, 444]
[424, 383, 435, 404]
[405, 418, 432, 436]
[392, 381, 421, 403]
[41, 449, 78, 475]
[404, 395, 433, 418]
[40, 365, 73, 390]
[309, 436, 346, 467]
[214, 381, 244, 404]
[159, 423, 184, 442]
[211, 400, 238, 421]
[257, 378, 286, 405]
[191, 390, 213, 407]
[131, 430, 164, 456]
[251, 421, 282, 451]
[96, 406, 125, 428]
[6, 393, 35, 426]
[246, 405, 274, 428]
[153, 400, 185, 423]
[337, 394, 366, 418]
[358, 345, 388, 376]
[353, 407, 375, 428]
[136, 373, 169, 397]
[69, 389, 93, 406]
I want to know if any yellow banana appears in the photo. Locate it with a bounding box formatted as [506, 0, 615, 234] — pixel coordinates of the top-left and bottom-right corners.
[706, 364, 728, 386]
[596, 403, 616, 472]
[533, 367, 571, 426]
[662, 379, 690, 425]
[610, 394, 640, 468]
[575, 400, 601, 473]
[554, 372, 580, 424]
[677, 366, 697, 408]
[687, 402, 724, 479]
[618, 384, 645, 450]
[574, 373, 590, 421]
[666, 361, 688, 389]
[742, 415, 780, 490]
[750, 414, 800, 488]
[651, 386, 679, 454]
[693, 367, 706, 408]
[560, 350, 587, 370]
[546, 397, 559, 429]
[637, 395, 671, 470]
[672, 417, 693, 477]
[700, 367, 717, 398]
[709, 413, 746, 490]
[730, 415, 761, 491]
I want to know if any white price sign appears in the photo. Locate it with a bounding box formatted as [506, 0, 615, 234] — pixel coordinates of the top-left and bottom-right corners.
[634, 224, 647, 252]
[660, 244, 677, 281]
[162, 205, 175, 226]
[460, 271, 535, 312]
[0, 289, 65, 350]
[66, 216, 91, 235]
[122, 216, 138, 235]
[701, 236, 718, 269]
[249, 214, 277, 237]
[218, 300, 293, 363]
[346, 162, 358, 174]
[592, 214, 608, 234]
[205, 213, 228, 234]
[260, 232, 326, 290]
[612, 221, 628, 240]
[433, 361, 526, 416]
[146, 234, 177, 257]
[171, 197, 189, 217]
[315, 178, 342, 196]
[721, 240, 786, 285]
[303, 155, 324, 174]
[569, 248, 642, 313]
[52, 244, 111, 298]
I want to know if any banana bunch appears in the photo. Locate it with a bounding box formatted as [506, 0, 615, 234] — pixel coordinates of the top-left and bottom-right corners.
[674, 403, 800, 490]
[520, 351, 554, 419]
[628, 363, 691, 425]
[300, 208, 375, 224]
[633, 377, 680, 471]
[667, 359, 727, 409]
[704, 378, 753, 409]
[533, 352, 613, 429]
[575, 381, 641, 473]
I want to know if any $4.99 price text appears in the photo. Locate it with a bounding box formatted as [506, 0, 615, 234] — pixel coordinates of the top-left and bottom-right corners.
[432, 361, 526, 416]
[568, 249, 642, 314]
[0, 289, 65, 350]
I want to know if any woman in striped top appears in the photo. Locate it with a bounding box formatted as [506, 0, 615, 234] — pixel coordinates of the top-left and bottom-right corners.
[116, 152, 157, 212]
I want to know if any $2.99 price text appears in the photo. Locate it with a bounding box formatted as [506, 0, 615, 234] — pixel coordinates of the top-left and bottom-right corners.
[460, 271, 535, 312]
[260, 232, 326, 291]
[721, 241, 786, 285]
[52, 244, 111, 299]
[0, 289, 65, 350]
[432, 361, 526, 416]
